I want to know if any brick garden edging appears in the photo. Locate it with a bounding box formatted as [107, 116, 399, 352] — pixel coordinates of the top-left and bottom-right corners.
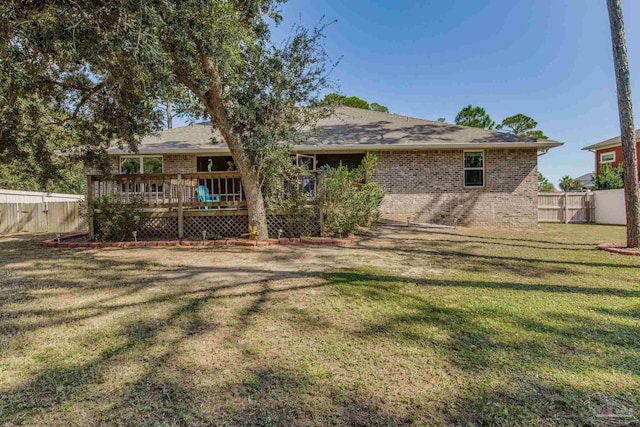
[43, 234, 354, 248]
[597, 243, 640, 256]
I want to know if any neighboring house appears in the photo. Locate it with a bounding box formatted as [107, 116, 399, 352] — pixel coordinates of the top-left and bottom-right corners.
[582, 130, 640, 178]
[86, 107, 562, 235]
[575, 173, 595, 191]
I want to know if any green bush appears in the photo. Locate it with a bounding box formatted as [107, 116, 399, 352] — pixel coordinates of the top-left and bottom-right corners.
[318, 153, 385, 236]
[87, 194, 143, 241]
[595, 164, 624, 190]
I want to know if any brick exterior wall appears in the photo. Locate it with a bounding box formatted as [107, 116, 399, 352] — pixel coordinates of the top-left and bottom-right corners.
[85, 149, 538, 227]
[163, 154, 197, 174]
[371, 149, 538, 227]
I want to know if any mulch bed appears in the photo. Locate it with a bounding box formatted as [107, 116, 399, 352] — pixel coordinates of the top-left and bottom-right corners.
[597, 243, 640, 256]
[43, 234, 354, 248]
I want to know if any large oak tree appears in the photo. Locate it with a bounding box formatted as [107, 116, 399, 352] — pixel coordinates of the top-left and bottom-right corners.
[1, 0, 334, 239]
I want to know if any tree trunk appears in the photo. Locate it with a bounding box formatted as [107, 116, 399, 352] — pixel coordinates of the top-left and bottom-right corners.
[201, 96, 269, 240]
[174, 57, 270, 240]
[166, 100, 172, 129]
[607, 0, 640, 248]
[225, 142, 269, 240]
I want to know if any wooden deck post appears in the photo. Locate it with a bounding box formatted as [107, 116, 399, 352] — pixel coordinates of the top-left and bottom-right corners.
[564, 192, 569, 224]
[177, 174, 184, 239]
[87, 175, 95, 240]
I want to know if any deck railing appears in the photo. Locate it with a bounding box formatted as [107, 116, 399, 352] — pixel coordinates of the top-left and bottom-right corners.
[86, 171, 320, 240]
[87, 172, 247, 209]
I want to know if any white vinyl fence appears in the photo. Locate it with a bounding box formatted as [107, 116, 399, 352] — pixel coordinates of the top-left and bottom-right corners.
[593, 189, 626, 225]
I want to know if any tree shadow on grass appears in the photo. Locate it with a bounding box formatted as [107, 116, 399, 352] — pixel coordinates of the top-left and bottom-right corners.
[380, 225, 603, 247]
[322, 270, 640, 424]
[325, 270, 640, 377]
[2, 234, 640, 425]
[350, 239, 640, 272]
[445, 379, 639, 427]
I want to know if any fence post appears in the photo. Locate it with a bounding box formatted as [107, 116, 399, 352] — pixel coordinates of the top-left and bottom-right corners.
[585, 194, 591, 223]
[177, 174, 184, 239]
[564, 192, 569, 224]
[87, 175, 95, 240]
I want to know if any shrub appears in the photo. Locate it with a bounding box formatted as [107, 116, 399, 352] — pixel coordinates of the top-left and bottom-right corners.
[263, 150, 319, 237]
[87, 194, 143, 241]
[595, 164, 624, 190]
[318, 153, 385, 236]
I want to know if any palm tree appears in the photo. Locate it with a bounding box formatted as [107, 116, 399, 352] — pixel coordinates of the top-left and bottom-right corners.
[607, 0, 640, 248]
[559, 176, 581, 192]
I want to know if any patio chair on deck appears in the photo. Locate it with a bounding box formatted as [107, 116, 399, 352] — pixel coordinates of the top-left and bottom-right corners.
[197, 185, 220, 209]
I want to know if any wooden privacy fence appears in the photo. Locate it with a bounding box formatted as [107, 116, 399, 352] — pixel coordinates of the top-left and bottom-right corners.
[0, 201, 87, 234]
[538, 192, 595, 223]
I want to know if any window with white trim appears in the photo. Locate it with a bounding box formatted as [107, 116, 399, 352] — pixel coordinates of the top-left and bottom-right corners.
[600, 151, 616, 164]
[464, 151, 484, 187]
[119, 156, 164, 174]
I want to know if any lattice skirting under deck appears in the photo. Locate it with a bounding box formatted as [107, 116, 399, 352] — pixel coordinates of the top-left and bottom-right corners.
[266, 214, 320, 238]
[138, 216, 179, 239]
[95, 211, 320, 240]
[183, 214, 250, 239]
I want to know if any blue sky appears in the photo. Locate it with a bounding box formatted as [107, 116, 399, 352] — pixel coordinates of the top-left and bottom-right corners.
[275, 0, 640, 186]
[178, 1, 640, 187]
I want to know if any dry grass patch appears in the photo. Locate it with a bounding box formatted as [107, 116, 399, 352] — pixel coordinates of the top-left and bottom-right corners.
[1, 224, 639, 426]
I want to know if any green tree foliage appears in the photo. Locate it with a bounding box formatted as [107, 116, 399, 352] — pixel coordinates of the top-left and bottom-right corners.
[369, 102, 389, 113]
[559, 176, 584, 192]
[454, 105, 495, 129]
[498, 114, 548, 139]
[1, 0, 334, 239]
[0, 157, 84, 194]
[537, 172, 555, 192]
[317, 153, 385, 235]
[323, 93, 389, 113]
[437, 117, 446, 123]
[595, 164, 625, 190]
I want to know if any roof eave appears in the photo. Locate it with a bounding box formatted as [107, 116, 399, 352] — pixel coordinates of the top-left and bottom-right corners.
[107, 141, 563, 155]
[581, 142, 621, 151]
[291, 141, 563, 152]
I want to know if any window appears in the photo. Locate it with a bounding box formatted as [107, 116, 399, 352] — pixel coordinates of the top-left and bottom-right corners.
[600, 151, 616, 164]
[296, 154, 316, 171]
[464, 151, 484, 187]
[119, 156, 164, 194]
[120, 156, 163, 174]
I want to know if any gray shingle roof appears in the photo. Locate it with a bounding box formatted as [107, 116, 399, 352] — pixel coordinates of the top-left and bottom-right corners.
[108, 106, 562, 154]
[582, 129, 640, 151]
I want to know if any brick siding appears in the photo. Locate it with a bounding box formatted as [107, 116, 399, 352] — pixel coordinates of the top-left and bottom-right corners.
[86, 149, 538, 227]
[163, 154, 197, 174]
[371, 149, 538, 227]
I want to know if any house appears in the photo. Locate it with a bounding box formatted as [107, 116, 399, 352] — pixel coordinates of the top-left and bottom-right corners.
[582, 130, 640, 178]
[575, 173, 595, 191]
[86, 107, 562, 238]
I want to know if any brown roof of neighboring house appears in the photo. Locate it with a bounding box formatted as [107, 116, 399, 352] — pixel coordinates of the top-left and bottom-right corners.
[582, 129, 640, 151]
[108, 106, 563, 155]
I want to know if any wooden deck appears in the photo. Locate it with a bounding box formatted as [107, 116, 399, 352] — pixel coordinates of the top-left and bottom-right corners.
[87, 172, 248, 210]
[86, 172, 320, 239]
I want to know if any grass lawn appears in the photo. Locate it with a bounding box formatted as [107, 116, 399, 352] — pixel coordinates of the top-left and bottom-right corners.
[1, 224, 639, 426]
